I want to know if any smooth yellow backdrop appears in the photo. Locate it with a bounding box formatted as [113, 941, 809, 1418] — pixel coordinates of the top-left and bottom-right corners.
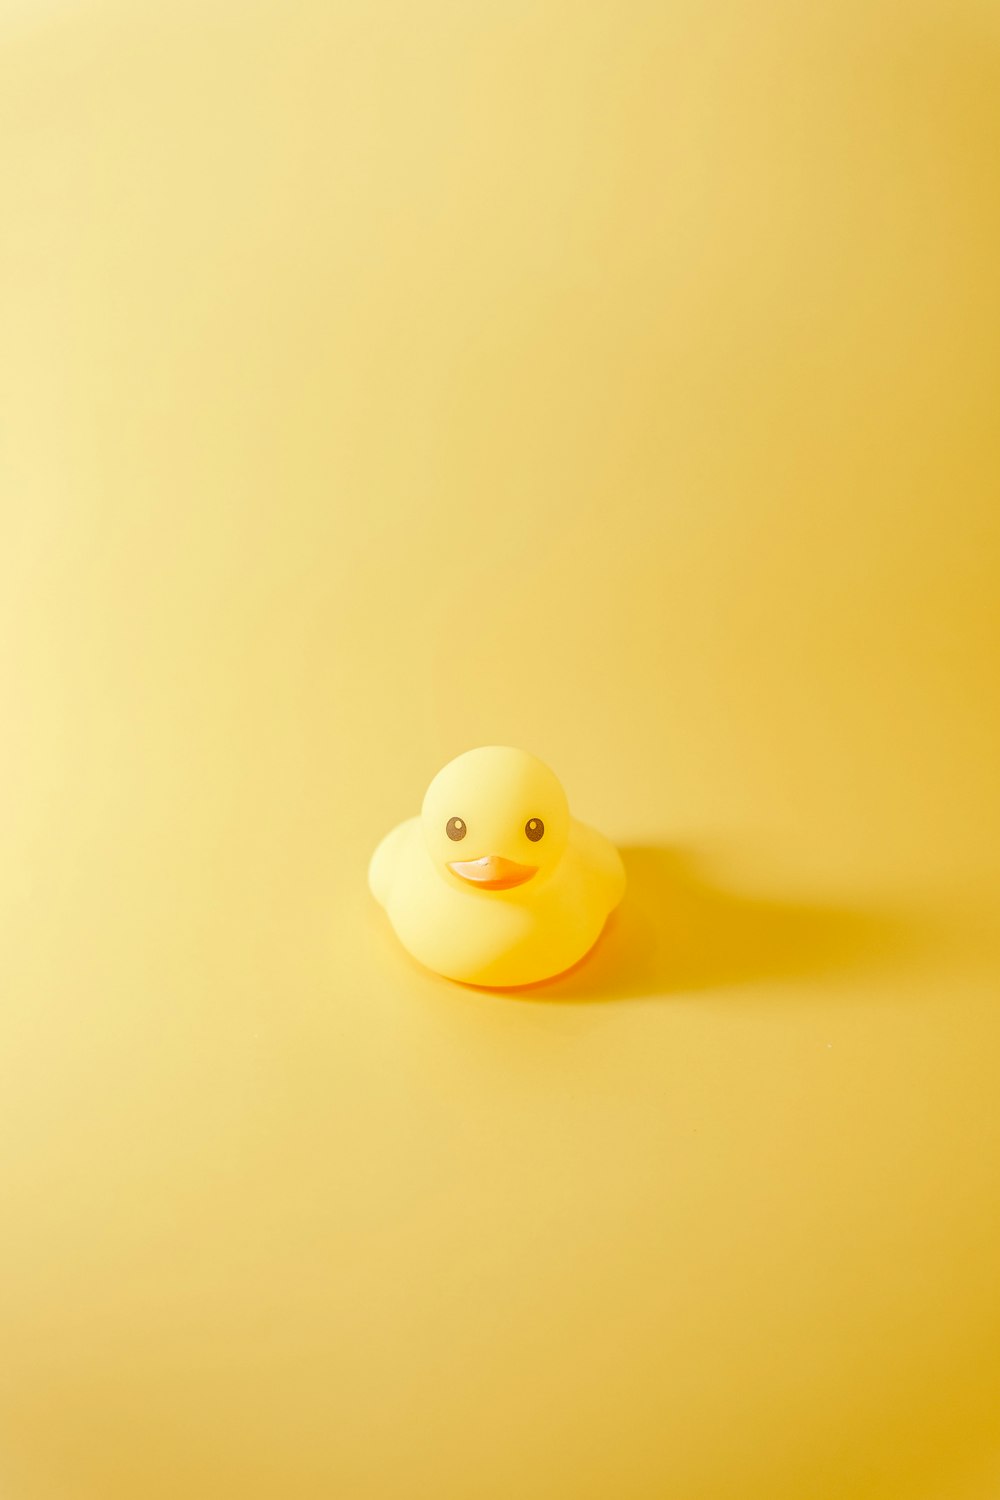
[2, 2, 999, 1497]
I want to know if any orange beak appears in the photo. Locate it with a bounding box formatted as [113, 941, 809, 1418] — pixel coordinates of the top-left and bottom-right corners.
[447, 854, 538, 891]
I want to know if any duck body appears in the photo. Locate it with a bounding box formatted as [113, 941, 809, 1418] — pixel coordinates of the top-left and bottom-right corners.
[368, 747, 625, 987]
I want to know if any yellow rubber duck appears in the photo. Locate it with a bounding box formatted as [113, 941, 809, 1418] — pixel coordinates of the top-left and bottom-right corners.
[369, 746, 626, 986]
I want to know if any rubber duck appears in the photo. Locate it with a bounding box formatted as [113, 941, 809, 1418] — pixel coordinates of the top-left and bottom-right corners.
[369, 746, 625, 986]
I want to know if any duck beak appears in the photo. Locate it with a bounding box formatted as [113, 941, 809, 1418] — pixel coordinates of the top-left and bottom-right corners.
[447, 854, 538, 891]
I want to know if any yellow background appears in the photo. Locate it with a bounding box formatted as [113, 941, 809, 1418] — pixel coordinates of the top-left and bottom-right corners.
[2, 1, 1000, 1496]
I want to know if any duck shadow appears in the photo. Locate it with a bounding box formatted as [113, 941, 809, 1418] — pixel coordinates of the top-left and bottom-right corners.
[502, 845, 913, 1004]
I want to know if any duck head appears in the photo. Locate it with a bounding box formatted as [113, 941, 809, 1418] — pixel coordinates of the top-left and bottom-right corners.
[421, 746, 570, 893]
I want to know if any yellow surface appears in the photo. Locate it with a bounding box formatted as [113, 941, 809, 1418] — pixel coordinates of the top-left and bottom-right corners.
[2, 1, 999, 1496]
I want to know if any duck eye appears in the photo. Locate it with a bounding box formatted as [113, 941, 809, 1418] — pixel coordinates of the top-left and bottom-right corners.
[446, 817, 467, 841]
[525, 818, 545, 842]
